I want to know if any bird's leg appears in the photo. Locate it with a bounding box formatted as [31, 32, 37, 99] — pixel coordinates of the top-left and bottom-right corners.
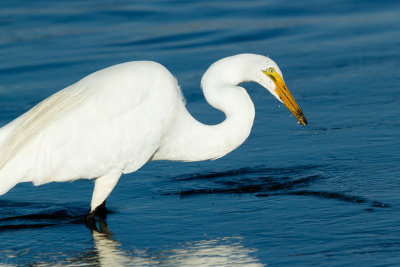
[85, 210, 95, 221]
[96, 200, 108, 219]
[85, 171, 122, 222]
[85, 213, 98, 230]
[85, 200, 107, 222]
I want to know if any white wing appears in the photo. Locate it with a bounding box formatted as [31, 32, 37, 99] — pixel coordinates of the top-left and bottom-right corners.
[0, 82, 87, 171]
[0, 61, 181, 186]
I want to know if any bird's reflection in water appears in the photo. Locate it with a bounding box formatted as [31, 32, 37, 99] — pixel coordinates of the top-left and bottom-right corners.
[87, 220, 263, 266]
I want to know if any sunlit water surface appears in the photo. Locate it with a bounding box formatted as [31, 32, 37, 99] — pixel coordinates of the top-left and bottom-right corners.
[0, 0, 399, 266]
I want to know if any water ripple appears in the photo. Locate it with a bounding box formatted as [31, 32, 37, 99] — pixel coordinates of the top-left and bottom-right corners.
[0, 200, 87, 232]
[108, 30, 218, 48]
[164, 165, 390, 209]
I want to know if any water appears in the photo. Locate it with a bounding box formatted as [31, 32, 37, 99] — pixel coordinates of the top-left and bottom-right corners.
[0, 0, 399, 265]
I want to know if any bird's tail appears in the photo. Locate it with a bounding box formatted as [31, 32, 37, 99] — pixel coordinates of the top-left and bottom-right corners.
[0, 169, 20, 196]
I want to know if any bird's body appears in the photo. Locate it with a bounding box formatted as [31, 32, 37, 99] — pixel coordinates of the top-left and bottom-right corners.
[0, 54, 307, 218]
[0, 62, 175, 185]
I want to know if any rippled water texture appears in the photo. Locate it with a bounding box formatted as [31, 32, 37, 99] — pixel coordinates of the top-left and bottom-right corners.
[0, 0, 399, 266]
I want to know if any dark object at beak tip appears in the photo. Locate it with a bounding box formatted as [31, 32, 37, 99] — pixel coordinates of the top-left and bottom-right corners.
[299, 114, 308, 126]
[302, 118, 308, 126]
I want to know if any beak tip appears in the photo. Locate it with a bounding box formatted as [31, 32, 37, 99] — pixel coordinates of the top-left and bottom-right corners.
[298, 115, 308, 126]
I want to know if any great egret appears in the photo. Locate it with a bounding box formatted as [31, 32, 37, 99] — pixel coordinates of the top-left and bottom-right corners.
[0, 54, 307, 220]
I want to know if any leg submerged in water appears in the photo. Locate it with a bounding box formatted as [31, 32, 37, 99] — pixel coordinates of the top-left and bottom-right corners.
[85, 200, 107, 222]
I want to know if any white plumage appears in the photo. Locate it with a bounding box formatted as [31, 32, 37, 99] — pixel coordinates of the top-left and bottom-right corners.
[0, 54, 307, 218]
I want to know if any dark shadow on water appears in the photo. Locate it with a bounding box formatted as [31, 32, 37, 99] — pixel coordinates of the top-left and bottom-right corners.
[164, 165, 390, 209]
[0, 200, 95, 231]
[173, 164, 320, 181]
[170, 175, 320, 196]
[260, 190, 388, 209]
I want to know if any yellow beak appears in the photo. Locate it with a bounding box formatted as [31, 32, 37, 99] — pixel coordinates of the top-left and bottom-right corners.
[263, 70, 308, 125]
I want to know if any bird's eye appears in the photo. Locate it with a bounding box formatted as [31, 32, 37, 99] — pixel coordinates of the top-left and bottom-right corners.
[269, 68, 274, 73]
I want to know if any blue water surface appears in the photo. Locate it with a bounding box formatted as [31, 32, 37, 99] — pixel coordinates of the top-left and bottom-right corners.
[0, 0, 399, 266]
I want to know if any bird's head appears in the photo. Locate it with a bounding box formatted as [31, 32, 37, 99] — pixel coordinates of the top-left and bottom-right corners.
[252, 56, 308, 126]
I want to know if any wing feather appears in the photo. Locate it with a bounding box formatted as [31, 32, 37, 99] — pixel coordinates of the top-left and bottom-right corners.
[0, 84, 86, 170]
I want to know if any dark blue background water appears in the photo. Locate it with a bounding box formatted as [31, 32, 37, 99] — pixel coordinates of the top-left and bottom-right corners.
[1, 0, 399, 266]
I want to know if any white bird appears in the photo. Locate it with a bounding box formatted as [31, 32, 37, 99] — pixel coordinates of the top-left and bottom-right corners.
[0, 54, 307, 220]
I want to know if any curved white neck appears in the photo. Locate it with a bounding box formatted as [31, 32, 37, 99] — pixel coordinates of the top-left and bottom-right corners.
[153, 55, 256, 162]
